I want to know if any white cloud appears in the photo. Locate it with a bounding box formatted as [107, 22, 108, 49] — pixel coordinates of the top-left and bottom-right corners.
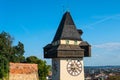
[20, 25, 30, 34]
[93, 42, 120, 51]
[83, 14, 120, 29]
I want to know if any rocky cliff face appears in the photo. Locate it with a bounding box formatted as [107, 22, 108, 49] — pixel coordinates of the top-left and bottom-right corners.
[9, 63, 39, 80]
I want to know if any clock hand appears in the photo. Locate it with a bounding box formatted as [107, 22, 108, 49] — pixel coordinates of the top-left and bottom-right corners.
[75, 63, 82, 68]
[75, 67, 82, 72]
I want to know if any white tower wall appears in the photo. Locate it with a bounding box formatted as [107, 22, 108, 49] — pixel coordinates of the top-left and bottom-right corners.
[52, 58, 84, 80]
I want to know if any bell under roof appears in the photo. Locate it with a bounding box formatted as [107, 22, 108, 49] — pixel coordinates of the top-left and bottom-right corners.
[52, 11, 82, 42]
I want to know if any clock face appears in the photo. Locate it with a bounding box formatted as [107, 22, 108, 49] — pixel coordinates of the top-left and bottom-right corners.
[67, 59, 82, 76]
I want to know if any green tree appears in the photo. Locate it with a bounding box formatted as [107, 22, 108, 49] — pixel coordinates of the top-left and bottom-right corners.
[11, 42, 25, 62]
[26, 56, 51, 80]
[26, 56, 38, 63]
[37, 60, 51, 80]
[0, 31, 25, 62]
[0, 55, 9, 80]
[0, 32, 13, 60]
[0, 31, 25, 79]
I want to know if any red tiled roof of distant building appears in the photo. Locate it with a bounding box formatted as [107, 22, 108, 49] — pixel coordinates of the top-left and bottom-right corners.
[10, 62, 38, 74]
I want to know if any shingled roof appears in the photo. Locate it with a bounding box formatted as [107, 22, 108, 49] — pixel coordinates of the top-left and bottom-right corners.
[52, 11, 82, 42]
[44, 11, 91, 58]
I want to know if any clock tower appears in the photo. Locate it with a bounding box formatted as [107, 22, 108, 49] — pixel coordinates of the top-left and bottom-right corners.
[44, 12, 91, 80]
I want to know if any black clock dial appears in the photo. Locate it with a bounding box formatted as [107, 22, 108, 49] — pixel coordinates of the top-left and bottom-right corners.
[67, 60, 82, 76]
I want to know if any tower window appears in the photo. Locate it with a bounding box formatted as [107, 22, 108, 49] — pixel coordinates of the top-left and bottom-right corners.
[66, 40, 69, 44]
[74, 40, 77, 45]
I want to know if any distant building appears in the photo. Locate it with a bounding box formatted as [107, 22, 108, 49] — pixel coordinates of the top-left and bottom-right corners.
[9, 62, 39, 80]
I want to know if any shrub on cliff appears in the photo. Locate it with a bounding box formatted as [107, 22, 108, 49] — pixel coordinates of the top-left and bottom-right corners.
[26, 56, 51, 80]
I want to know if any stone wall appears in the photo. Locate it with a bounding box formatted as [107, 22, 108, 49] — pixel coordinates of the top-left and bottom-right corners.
[9, 63, 39, 80]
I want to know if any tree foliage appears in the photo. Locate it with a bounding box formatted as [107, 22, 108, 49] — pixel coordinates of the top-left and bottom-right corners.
[10, 42, 25, 62]
[26, 56, 38, 63]
[0, 31, 25, 79]
[0, 31, 25, 62]
[26, 56, 51, 80]
[0, 32, 13, 60]
[0, 55, 9, 79]
[108, 75, 120, 80]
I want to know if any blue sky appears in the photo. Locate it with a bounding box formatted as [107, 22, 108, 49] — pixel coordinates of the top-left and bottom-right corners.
[0, 0, 120, 66]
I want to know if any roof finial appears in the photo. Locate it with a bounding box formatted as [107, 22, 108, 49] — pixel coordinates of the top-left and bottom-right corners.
[61, 0, 70, 14]
[62, 5, 65, 13]
[66, 0, 70, 12]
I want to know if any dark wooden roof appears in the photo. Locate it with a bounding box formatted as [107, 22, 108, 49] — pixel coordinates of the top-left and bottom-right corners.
[43, 12, 91, 58]
[44, 44, 84, 58]
[52, 12, 82, 42]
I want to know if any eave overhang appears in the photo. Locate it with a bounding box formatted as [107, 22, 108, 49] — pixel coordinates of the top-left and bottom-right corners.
[44, 44, 84, 58]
